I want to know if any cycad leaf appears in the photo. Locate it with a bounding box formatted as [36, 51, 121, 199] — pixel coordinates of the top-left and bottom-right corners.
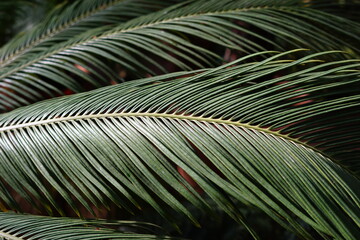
[1, 0, 360, 112]
[0, 212, 177, 240]
[0, 51, 359, 239]
[0, 0, 183, 68]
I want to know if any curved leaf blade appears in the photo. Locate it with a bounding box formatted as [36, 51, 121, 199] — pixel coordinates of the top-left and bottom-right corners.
[1, 0, 360, 112]
[0, 51, 359, 239]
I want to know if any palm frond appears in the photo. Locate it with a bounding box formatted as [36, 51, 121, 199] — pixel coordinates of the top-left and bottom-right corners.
[1, 51, 359, 239]
[0, 0, 183, 68]
[1, 0, 360, 112]
[0, 212, 178, 240]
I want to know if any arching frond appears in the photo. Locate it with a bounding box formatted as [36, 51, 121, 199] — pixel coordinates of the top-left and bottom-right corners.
[1, 51, 359, 239]
[1, 0, 360, 112]
[0, 212, 178, 240]
[0, 0, 184, 68]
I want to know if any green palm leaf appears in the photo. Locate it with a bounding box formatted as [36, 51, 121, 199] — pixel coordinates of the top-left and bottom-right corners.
[1, 51, 359, 239]
[0, 0, 183, 68]
[0, 212, 178, 240]
[1, 0, 360, 112]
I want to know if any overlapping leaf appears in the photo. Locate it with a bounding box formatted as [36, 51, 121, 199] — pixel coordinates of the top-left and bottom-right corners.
[0, 51, 359, 239]
[1, 0, 360, 112]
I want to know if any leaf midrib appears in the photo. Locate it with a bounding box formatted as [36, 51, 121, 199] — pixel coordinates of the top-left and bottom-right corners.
[0, 5, 282, 79]
[0, 111, 321, 156]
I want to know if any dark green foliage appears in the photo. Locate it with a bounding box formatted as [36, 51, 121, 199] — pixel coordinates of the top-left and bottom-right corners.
[0, 1, 359, 239]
